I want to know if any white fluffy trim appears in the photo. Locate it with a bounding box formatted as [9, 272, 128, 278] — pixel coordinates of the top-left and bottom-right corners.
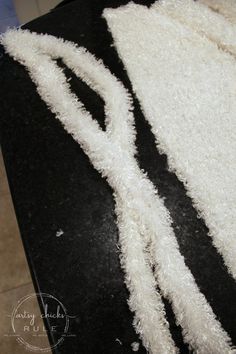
[2, 27, 234, 353]
[1, 29, 176, 354]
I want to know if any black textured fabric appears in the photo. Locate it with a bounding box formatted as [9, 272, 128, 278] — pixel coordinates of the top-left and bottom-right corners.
[0, 1, 235, 353]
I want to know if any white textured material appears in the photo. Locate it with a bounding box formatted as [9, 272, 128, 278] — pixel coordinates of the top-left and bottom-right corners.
[104, 2, 236, 282]
[2, 28, 234, 353]
[152, 0, 236, 58]
[199, 0, 236, 24]
[1, 29, 175, 354]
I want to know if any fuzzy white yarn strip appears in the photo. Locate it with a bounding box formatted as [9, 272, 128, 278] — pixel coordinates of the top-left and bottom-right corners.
[104, 3, 236, 352]
[1, 29, 176, 354]
[2, 28, 234, 353]
[152, 0, 236, 58]
[199, 0, 236, 25]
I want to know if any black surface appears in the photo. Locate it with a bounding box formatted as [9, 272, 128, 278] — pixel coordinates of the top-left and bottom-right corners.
[0, 0, 236, 353]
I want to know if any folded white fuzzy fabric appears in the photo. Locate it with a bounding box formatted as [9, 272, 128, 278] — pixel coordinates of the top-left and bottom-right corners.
[152, 0, 236, 58]
[199, 0, 236, 24]
[104, 3, 236, 282]
[104, 3, 236, 353]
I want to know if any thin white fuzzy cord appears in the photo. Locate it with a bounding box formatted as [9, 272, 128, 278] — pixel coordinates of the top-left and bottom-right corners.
[21, 32, 137, 157]
[2, 28, 234, 353]
[115, 195, 174, 353]
[1, 29, 176, 354]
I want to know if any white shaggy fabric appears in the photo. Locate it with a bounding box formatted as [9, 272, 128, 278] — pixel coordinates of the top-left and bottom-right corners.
[2, 28, 234, 353]
[1, 29, 176, 354]
[153, 0, 236, 58]
[104, 3, 236, 281]
[199, 0, 236, 25]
